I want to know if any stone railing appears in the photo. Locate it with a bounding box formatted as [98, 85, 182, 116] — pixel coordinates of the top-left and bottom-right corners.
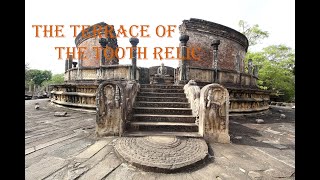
[183, 80, 201, 120]
[95, 80, 139, 137]
[187, 67, 258, 88]
[64, 65, 140, 82]
[183, 80, 270, 114]
[184, 81, 230, 143]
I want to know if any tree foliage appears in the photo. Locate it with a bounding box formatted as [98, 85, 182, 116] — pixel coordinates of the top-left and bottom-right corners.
[239, 20, 269, 47]
[42, 73, 64, 86]
[245, 45, 295, 101]
[239, 20, 294, 102]
[25, 69, 52, 86]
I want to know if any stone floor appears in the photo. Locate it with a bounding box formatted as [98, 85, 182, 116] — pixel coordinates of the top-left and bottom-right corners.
[25, 99, 295, 180]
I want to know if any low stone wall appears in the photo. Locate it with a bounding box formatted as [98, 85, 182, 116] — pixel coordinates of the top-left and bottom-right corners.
[64, 65, 139, 82]
[270, 101, 295, 108]
[51, 82, 269, 113]
[186, 67, 258, 88]
[50, 83, 98, 109]
[228, 87, 270, 113]
[184, 80, 269, 114]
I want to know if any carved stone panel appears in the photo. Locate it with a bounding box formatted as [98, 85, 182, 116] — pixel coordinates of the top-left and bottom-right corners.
[199, 83, 230, 143]
[96, 82, 124, 137]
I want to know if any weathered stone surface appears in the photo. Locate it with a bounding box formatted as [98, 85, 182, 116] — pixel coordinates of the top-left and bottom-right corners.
[184, 80, 201, 120]
[54, 112, 68, 117]
[248, 171, 262, 179]
[26, 99, 295, 179]
[114, 136, 208, 171]
[96, 80, 139, 137]
[25, 156, 67, 180]
[199, 83, 230, 143]
[255, 119, 264, 124]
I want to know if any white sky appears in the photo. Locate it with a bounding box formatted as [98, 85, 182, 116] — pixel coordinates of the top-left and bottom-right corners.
[25, 0, 295, 74]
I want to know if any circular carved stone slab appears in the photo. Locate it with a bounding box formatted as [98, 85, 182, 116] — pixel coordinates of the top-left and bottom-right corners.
[114, 136, 208, 171]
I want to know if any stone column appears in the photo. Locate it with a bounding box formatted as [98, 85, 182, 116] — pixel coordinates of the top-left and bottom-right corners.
[179, 34, 189, 84]
[65, 58, 68, 72]
[253, 65, 259, 77]
[248, 59, 253, 87]
[28, 83, 32, 92]
[78, 53, 83, 68]
[99, 38, 107, 66]
[68, 55, 73, 69]
[211, 40, 220, 83]
[129, 37, 139, 80]
[248, 59, 253, 75]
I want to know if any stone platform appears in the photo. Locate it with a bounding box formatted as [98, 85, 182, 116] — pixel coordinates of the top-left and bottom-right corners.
[25, 99, 295, 179]
[114, 136, 208, 172]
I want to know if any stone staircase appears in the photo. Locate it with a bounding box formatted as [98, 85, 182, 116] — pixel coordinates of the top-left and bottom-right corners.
[125, 84, 201, 137]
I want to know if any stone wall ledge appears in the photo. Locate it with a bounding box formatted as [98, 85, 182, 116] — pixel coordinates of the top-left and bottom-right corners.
[51, 91, 96, 97]
[229, 106, 269, 113]
[229, 98, 270, 102]
[52, 100, 96, 109]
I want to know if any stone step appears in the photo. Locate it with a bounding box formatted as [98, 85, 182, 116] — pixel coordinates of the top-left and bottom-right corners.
[132, 114, 196, 123]
[138, 92, 186, 98]
[133, 107, 193, 115]
[136, 96, 188, 102]
[140, 84, 184, 89]
[135, 101, 190, 108]
[127, 121, 198, 132]
[139, 88, 185, 93]
[124, 131, 201, 137]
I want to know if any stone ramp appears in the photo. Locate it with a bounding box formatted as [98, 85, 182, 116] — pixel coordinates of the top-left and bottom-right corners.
[125, 84, 199, 137]
[114, 136, 208, 172]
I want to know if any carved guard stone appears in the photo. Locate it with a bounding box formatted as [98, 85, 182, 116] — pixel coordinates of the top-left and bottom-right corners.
[199, 83, 230, 143]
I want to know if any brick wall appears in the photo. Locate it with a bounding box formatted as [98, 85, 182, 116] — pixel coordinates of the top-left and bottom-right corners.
[75, 22, 119, 67]
[179, 18, 248, 72]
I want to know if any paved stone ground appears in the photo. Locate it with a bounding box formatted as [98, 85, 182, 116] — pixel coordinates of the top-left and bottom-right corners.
[25, 99, 295, 180]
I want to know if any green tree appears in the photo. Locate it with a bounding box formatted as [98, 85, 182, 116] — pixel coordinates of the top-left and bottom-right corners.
[42, 73, 64, 86]
[245, 45, 295, 101]
[239, 20, 269, 47]
[239, 20, 295, 102]
[25, 69, 52, 86]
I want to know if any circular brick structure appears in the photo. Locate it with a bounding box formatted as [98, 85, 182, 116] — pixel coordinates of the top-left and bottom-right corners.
[114, 136, 208, 171]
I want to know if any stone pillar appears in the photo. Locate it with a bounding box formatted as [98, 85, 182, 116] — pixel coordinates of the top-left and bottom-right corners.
[179, 34, 189, 84]
[211, 40, 220, 83]
[129, 37, 139, 80]
[65, 58, 68, 72]
[99, 38, 107, 66]
[248, 59, 253, 75]
[28, 83, 32, 92]
[68, 55, 73, 69]
[248, 59, 253, 87]
[253, 65, 259, 77]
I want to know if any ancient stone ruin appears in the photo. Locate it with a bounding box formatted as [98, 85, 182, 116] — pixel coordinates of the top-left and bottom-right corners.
[50, 18, 270, 170]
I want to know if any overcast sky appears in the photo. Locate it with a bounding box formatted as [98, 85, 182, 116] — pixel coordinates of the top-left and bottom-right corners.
[25, 0, 295, 74]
